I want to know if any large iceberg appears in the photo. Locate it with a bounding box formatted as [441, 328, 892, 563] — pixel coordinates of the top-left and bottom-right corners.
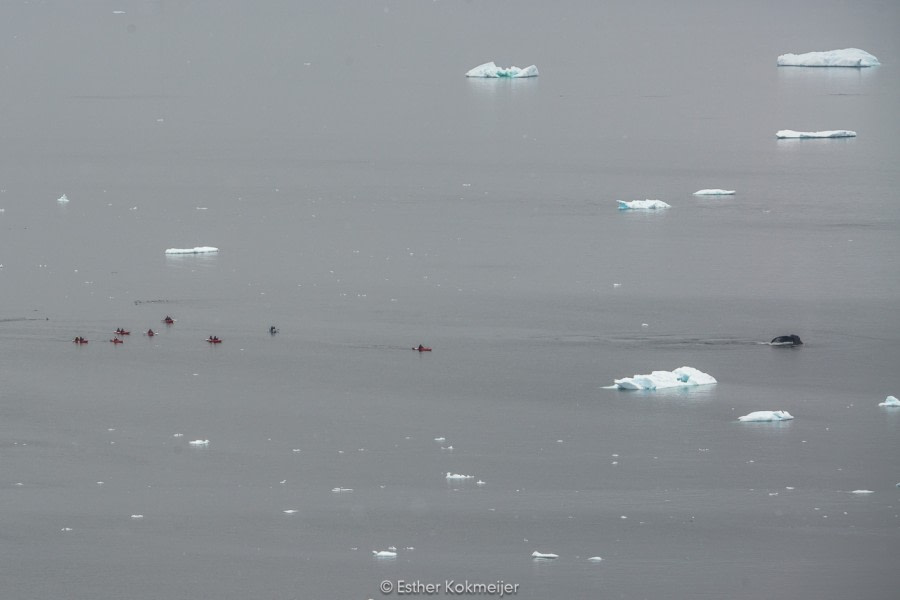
[466, 61, 539, 78]
[617, 199, 670, 210]
[738, 410, 794, 422]
[693, 189, 735, 196]
[165, 246, 219, 255]
[611, 366, 716, 390]
[776, 130, 856, 139]
[777, 48, 880, 67]
[878, 395, 900, 407]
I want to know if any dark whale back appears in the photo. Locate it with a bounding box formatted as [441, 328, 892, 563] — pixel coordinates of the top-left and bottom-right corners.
[770, 334, 803, 346]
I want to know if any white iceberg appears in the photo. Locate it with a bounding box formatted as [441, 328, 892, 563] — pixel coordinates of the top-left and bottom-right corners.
[331, 487, 353, 493]
[466, 61, 539, 78]
[693, 189, 735, 196]
[776, 130, 856, 139]
[851, 489, 874, 494]
[188, 439, 210, 446]
[611, 366, 716, 390]
[532, 551, 558, 560]
[878, 395, 899, 407]
[738, 410, 794, 422]
[165, 246, 219, 255]
[617, 199, 670, 210]
[373, 550, 397, 558]
[446, 472, 474, 480]
[587, 556, 603, 562]
[777, 48, 880, 67]
[57, 194, 69, 203]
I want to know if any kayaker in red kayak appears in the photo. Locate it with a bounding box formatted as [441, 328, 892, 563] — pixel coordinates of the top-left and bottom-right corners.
[146, 329, 155, 336]
[414, 344, 432, 352]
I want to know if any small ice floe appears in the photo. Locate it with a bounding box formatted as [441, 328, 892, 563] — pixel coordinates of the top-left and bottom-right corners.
[130, 514, 144, 519]
[738, 410, 794, 422]
[61, 527, 73, 532]
[57, 194, 69, 203]
[850, 490, 874, 495]
[172, 433, 183, 437]
[446, 472, 474, 480]
[434, 437, 446, 442]
[188, 439, 210, 446]
[283, 509, 299, 514]
[610, 366, 716, 390]
[466, 61, 539, 78]
[587, 556, 603, 562]
[693, 189, 735, 195]
[776, 130, 856, 139]
[331, 487, 353, 493]
[373, 550, 397, 558]
[617, 199, 670, 210]
[165, 247, 219, 255]
[476, 480, 486, 486]
[878, 395, 900, 407]
[531, 551, 558, 560]
[777, 48, 880, 67]
[441, 446, 454, 451]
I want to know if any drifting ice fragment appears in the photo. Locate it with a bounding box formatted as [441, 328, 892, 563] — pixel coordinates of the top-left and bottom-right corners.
[611, 366, 716, 390]
[446, 472, 474, 480]
[331, 487, 353, 493]
[878, 395, 900, 407]
[532, 551, 558, 559]
[851, 490, 874, 494]
[587, 556, 603, 562]
[617, 199, 670, 210]
[283, 509, 298, 514]
[776, 130, 856, 139]
[373, 550, 397, 558]
[131, 514, 144, 519]
[693, 189, 735, 195]
[188, 439, 209, 446]
[165, 247, 219, 255]
[466, 61, 539, 78]
[57, 194, 69, 203]
[777, 48, 880, 67]
[738, 410, 794, 422]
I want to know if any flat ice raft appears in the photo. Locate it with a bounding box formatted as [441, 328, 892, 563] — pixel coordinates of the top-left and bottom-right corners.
[738, 410, 794, 422]
[879, 395, 900, 407]
[776, 130, 856, 139]
[777, 48, 880, 67]
[165, 246, 219, 255]
[612, 366, 716, 390]
[466, 61, 538, 78]
[617, 199, 670, 210]
[693, 189, 735, 196]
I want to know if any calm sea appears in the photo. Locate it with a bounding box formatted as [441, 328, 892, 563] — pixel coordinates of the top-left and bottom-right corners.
[1, 2, 898, 599]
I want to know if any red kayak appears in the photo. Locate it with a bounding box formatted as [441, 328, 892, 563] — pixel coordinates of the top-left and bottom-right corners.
[110, 338, 124, 344]
[163, 316, 174, 324]
[146, 329, 155, 337]
[115, 329, 130, 335]
[413, 345, 432, 352]
[206, 337, 222, 344]
[73, 337, 88, 344]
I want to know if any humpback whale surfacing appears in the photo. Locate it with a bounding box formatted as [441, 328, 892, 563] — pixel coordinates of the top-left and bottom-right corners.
[770, 334, 803, 346]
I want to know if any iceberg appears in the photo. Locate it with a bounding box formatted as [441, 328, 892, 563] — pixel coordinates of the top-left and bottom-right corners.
[532, 551, 558, 560]
[777, 48, 880, 67]
[693, 189, 735, 196]
[446, 472, 474, 480]
[57, 194, 69, 203]
[466, 61, 539, 78]
[612, 366, 716, 390]
[617, 199, 670, 210]
[851, 489, 874, 494]
[373, 550, 397, 558]
[878, 395, 900, 407]
[738, 410, 794, 422]
[776, 130, 856, 139]
[165, 246, 219, 254]
[188, 439, 210, 446]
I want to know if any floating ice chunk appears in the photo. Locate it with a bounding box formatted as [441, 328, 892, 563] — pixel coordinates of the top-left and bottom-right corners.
[466, 61, 539, 78]
[851, 489, 874, 494]
[693, 189, 735, 195]
[188, 439, 209, 446]
[446, 472, 474, 480]
[283, 509, 298, 514]
[131, 514, 144, 519]
[776, 130, 856, 139]
[617, 199, 670, 210]
[476, 480, 486, 486]
[331, 487, 353, 493]
[373, 550, 397, 558]
[587, 556, 603, 562]
[612, 366, 716, 390]
[532, 551, 558, 559]
[777, 48, 880, 67]
[165, 247, 219, 255]
[738, 410, 794, 422]
[878, 395, 900, 407]
[57, 194, 69, 203]
[434, 437, 446, 442]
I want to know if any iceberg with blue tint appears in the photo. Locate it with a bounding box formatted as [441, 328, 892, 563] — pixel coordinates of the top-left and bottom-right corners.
[738, 410, 794, 422]
[878, 395, 900, 407]
[466, 61, 539, 78]
[693, 189, 735, 196]
[777, 48, 880, 67]
[611, 366, 716, 390]
[776, 130, 856, 139]
[617, 199, 670, 210]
